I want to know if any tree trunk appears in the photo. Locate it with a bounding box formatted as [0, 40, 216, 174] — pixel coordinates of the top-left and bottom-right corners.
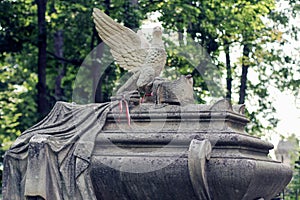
[178, 32, 184, 46]
[92, 0, 110, 103]
[238, 43, 251, 104]
[36, 0, 48, 117]
[224, 40, 232, 101]
[54, 30, 65, 100]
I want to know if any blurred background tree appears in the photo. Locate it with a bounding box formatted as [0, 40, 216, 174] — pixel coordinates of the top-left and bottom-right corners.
[0, 0, 299, 194]
[275, 135, 299, 200]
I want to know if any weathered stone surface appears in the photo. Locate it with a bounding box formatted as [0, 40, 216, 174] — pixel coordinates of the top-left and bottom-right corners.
[2, 101, 116, 200]
[90, 101, 292, 200]
[144, 75, 194, 105]
[3, 100, 292, 200]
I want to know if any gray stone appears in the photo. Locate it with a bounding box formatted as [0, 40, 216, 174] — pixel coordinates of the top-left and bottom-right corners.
[2, 101, 116, 200]
[2, 7, 293, 199]
[90, 100, 293, 200]
[3, 100, 293, 200]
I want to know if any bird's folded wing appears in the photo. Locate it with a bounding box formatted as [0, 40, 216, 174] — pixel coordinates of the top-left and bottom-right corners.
[93, 8, 148, 71]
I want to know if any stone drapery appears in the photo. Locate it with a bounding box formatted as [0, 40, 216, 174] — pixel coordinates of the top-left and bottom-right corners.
[3, 101, 116, 200]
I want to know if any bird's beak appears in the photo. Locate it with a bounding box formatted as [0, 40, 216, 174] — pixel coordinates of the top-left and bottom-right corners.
[186, 74, 192, 79]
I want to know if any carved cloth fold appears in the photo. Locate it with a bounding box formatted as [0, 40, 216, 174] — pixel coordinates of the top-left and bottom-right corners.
[3, 101, 117, 200]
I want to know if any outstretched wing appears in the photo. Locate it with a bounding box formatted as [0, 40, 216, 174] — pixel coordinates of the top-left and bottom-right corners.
[93, 8, 149, 71]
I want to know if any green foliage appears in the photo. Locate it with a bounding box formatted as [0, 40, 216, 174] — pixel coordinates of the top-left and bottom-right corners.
[2, 0, 296, 150]
[277, 135, 300, 199]
[141, 0, 299, 135]
[0, 0, 37, 55]
[0, 56, 38, 188]
[0, 58, 38, 150]
[162, 32, 225, 103]
[0, 0, 299, 194]
[0, 0, 146, 190]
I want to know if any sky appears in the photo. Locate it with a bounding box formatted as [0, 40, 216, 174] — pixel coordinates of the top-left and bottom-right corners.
[272, 91, 300, 141]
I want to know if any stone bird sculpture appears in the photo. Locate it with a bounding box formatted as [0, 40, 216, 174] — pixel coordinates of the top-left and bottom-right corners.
[92, 8, 167, 95]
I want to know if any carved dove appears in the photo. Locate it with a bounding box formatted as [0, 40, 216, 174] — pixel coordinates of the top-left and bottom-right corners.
[92, 8, 167, 94]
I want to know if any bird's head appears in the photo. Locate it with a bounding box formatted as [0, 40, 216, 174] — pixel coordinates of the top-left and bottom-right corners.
[185, 74, 193, 86]
[152, 26, 163, 37]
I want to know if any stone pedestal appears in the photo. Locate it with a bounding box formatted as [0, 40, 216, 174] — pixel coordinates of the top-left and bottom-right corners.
[90, 102, 293, 200]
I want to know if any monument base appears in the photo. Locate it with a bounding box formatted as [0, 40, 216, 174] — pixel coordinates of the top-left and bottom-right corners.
[90, 102, 292, 200]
